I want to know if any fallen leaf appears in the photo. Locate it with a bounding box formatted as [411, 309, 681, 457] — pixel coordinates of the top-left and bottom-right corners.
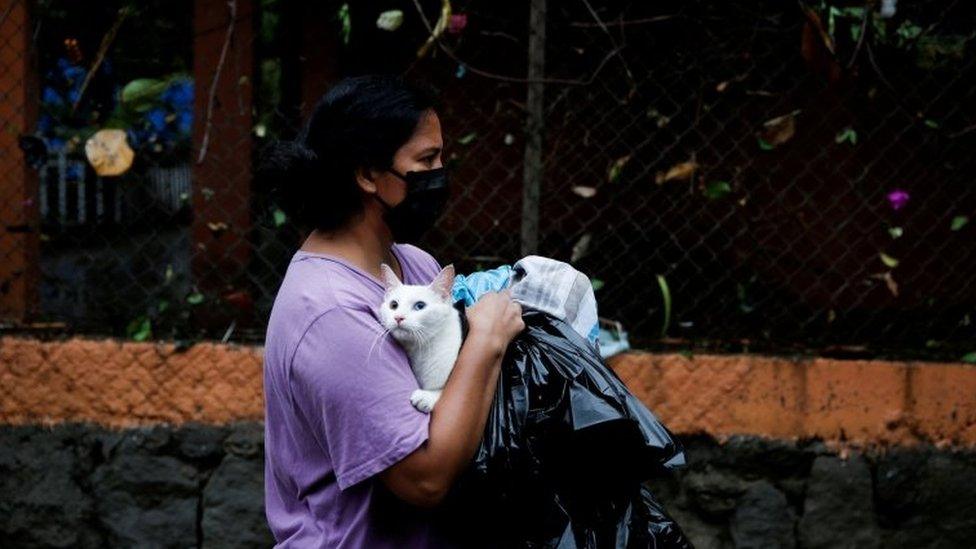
[572, 186, 597, 198]
[570, 233, 592, 263]
[207, 221, 229, 237]
[607, 155, 632, 183]
[879, 252, 899, 268]
[655, 161, 697, 184]
[870, 271, 899, 297]
[758, 111, 798, 148]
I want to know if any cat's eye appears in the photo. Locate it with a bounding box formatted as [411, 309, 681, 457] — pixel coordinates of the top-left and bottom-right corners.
[413, 301, 426, 311]
[390, 300, 399, 310]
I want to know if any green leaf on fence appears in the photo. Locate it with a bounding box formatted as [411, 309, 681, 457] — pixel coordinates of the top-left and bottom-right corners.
[121, 78, 168, 111]
[591, 278, 604, 291]
[961, 352, 976, 364]
[273, 208, 287, 227]
[888, 226, 903, 239]
[757, 137, 774, 151]
[376, 9, 404, 31]
[126, 316, 152, 342]
[704, 181, 732, 200]
[656, 274, 672, 338]
[951, 215, 969, 231]
[337, 3, 351, 44]
[879, 252, 900, 269]
[924, 119, 940, 129]
[608, 155, 631, 183]
[186, 292, 205, 305]
[458, 132, 478, 145]
[835, 127, 857, 145]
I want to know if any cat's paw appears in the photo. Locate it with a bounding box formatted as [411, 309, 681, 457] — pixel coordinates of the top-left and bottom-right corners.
[410, 389, 441, 413]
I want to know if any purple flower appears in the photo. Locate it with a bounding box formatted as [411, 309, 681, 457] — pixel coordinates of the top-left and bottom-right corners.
[447, 14, 467, 34]
[887, 189, 910, 211]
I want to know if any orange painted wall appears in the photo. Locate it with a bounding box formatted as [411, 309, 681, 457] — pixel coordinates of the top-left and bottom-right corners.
[1, 336, 974, 447]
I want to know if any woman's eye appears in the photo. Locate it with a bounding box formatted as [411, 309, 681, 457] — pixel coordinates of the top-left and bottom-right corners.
[413, 301, 426, 311]
[390, 301, 398, 310]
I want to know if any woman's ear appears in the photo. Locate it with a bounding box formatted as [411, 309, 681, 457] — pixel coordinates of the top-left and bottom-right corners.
[355, 166, 378, 193]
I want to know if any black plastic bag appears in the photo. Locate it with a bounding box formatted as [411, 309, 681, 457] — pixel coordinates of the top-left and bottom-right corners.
[439, 311, 692, 548]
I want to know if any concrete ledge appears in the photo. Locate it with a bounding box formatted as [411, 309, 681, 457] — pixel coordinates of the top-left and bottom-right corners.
[610, 352, 976, 447]
[2, 336, 974, 447]
[0, 336, 264, 427]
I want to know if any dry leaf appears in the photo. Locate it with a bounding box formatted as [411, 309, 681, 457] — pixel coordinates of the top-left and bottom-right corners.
[571, 233, 592, 263]
[870, 272, 899, 297]
[758, 111, 798, 147]
[572, 186, 597, 198]
[655, 161, 698, 184]
[85, 129, 134, 176]
[207, 221, 229, 237]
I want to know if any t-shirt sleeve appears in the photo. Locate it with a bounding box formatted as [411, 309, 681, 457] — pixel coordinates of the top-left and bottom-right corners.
[288, 306, 430, 490]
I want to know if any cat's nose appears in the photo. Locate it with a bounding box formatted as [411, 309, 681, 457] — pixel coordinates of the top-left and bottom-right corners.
[394, 316, 404, 324]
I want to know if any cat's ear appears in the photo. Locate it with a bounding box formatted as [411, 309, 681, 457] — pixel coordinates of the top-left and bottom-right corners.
[430, 264, 455, 301]
[380, 263, 402, 289]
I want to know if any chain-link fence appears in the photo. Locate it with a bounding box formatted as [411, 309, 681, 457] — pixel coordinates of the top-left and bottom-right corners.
[1, 0, 974, 359]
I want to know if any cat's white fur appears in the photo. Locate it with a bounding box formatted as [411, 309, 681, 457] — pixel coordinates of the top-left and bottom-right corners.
[379, 263, 462, 413]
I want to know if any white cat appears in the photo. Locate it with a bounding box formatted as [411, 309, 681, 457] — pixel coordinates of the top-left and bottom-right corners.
[379, 263, 462, 413]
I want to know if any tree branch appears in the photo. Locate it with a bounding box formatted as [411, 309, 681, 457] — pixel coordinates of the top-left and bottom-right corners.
[196, 0, 237, 165]
[410, 0, 618, 85]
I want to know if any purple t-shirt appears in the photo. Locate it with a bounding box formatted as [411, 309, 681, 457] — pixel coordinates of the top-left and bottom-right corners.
[263, 244, 450, 548]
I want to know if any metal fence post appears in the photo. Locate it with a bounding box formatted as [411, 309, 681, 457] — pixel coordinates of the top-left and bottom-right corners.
[521, 0, 546, 257]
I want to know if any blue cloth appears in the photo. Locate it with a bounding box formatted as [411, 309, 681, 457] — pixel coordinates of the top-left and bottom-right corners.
[451, 265, 513, 306]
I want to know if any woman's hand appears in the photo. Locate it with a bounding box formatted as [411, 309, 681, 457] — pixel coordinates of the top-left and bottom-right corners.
[465, 290, 525, 354]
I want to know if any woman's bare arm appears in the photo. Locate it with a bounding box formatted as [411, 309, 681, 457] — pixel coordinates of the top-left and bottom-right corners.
[380, 290, 523, 507]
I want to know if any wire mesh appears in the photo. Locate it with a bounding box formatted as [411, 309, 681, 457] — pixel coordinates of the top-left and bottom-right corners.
[1, 0, 974, 360]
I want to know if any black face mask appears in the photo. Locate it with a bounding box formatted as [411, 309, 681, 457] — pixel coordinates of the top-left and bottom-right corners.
[378, 166, 450, 243]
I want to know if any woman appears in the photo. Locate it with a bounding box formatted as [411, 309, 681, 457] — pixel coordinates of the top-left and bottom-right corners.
[261, 75, 524, 548]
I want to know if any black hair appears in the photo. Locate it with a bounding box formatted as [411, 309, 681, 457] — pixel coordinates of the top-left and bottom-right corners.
[260, 75, 437, 232]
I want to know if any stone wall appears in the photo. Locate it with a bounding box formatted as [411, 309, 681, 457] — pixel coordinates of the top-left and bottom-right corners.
[3, 423, 975, 548]
[3, 335, 976, 547]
